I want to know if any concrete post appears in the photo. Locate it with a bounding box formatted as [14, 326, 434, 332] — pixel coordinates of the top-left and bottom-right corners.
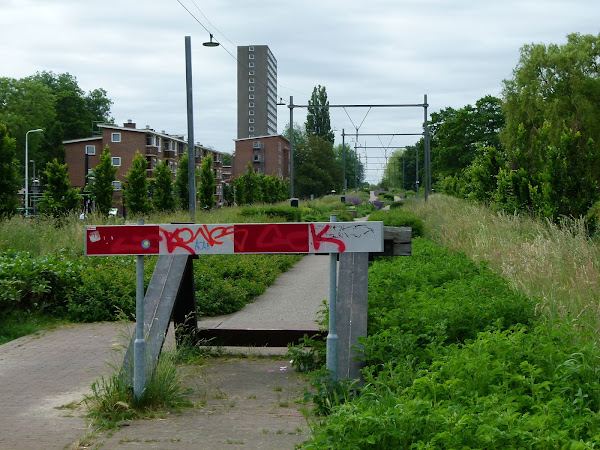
[337, 252, 369, 381]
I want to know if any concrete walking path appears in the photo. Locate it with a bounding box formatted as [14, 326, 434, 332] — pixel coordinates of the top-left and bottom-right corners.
[0, 254, 330, 449]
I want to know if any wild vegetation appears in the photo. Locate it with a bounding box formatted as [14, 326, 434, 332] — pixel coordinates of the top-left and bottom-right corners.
[300, 232, 600, 447]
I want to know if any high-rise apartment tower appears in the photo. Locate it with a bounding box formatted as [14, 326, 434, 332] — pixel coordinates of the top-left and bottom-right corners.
[237, 45, 277, 139]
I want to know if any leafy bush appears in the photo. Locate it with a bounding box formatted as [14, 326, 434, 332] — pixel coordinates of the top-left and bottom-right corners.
[369, 200, 385, 209]
[302, 238, 600, 448]
[0, 251, 81, 315]
[368, 209, 425, 237]
[239, 206, 302, 222]
[382, 193, 395, 201]
[306, 323, 600, 449]
[389, 201, 406, 209]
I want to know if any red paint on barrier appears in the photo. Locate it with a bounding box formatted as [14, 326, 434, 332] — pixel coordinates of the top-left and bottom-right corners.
[234, 223, 309, 253]
[86, 225, 160, 255]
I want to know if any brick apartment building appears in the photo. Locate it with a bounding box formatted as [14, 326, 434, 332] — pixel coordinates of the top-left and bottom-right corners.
[64, 121, 224, 214]
[232, 135, 290, 180]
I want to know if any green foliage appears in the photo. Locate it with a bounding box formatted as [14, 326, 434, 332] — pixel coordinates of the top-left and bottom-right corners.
[0, 250, 81, 315]
[174, 153, 189, 210]
[90, 146, 117, 216]
[334, 143, 365, 191]
[37, 159, 82, 217]
[123, 150, 151, 215]
[0, 123, 20, 217]
[240, 206, 302, 222]
[295, 135, 340, 199]
[151, 160, 175, 212]
[64, 257, 141, 322]
[498, 33, 600, 221]
[303, 238, 600, 448]
[306, 85, 334, 144]
[233, 166, 288, 205]
[0, 72, 112, 169]
[198, 155, 215, 210]
[368, 209, 424, 237]
[585, 200, 600, 234]
[307, 322, 600, 449]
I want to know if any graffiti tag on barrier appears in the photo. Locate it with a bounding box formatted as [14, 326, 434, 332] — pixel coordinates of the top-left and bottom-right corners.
[85, 222, 383, 256]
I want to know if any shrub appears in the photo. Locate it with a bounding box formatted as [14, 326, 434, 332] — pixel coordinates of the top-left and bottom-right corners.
[368, 209, 424, 237]
[239, 206, 302, 222]
[369, 200, 385, 209]
[389, 201, 405, 209]
[345, 197, 363, 206]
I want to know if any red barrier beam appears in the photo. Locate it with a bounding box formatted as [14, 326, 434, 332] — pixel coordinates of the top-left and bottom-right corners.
[85, 222, 383, 256]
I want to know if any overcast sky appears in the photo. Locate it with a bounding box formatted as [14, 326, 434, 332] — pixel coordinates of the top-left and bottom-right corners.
[2, 0, 599, 183]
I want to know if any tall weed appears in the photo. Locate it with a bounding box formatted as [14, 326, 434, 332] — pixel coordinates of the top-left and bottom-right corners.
[404, 194, 600, 332]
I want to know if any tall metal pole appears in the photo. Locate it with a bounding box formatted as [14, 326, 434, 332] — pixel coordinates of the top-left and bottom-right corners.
[342, 129, 346, 195]
[415, 135, 419, 194]
[185, 36, 196, 222]
[354, 128, 358, 191]
[424, 94, 430, 201]
[326, 214, 338, 381]
[24, 128, 42, 216]
[289, 95, 294, 199]
[134, 219, 146, 400]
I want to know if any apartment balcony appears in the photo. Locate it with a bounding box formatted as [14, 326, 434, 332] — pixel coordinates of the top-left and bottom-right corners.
[163, 149, 176, 159]
[145, 146, 159, 156]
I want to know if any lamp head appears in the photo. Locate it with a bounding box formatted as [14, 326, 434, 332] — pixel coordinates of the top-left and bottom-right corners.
[203, 34, 219, 47]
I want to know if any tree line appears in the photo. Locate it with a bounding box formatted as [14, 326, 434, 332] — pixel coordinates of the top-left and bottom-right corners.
[382, 33, 600, 225]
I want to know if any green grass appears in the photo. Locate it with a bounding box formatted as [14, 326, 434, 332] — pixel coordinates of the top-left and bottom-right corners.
[404, 194, 600, 333]
[0, 312, 66, 345]
[84, 348, 193, 430]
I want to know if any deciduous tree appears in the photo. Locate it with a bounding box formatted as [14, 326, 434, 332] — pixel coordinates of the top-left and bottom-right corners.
[90, 146, 117, 216]
[37, 159, 82, 217]
[123, 150, 151, 215]
[0, 124, 20, 217]
[198, 155, 215, 210]
[152, 160, 175, 212]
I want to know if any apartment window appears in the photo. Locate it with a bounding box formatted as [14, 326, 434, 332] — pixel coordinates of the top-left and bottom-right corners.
[249, 86, 254, 92]
[249, 110, 255, 116]
[111, 133, 121, 142]
[249, 78, 254, 83]
[111, 157, 121, 167]
[249, 54, 254, 60]
[249, 70, 254, 75]
[249, 46, 254, 51]
[249, 62, 254, 68]
[85, 145, 95, 155]
[146, 135, 155, 146]
[112, 181, 121, 190]
[249, 119, 254, 124]
[87, 169, 94, 176]
[249, 126, 255, 132]
[249, 102, 254, 107]
[249, 94, 254, 100]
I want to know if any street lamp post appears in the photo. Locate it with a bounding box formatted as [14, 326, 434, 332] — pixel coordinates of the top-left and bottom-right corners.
[25, 128, 43, 216]
[185, 35, 219, 222]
